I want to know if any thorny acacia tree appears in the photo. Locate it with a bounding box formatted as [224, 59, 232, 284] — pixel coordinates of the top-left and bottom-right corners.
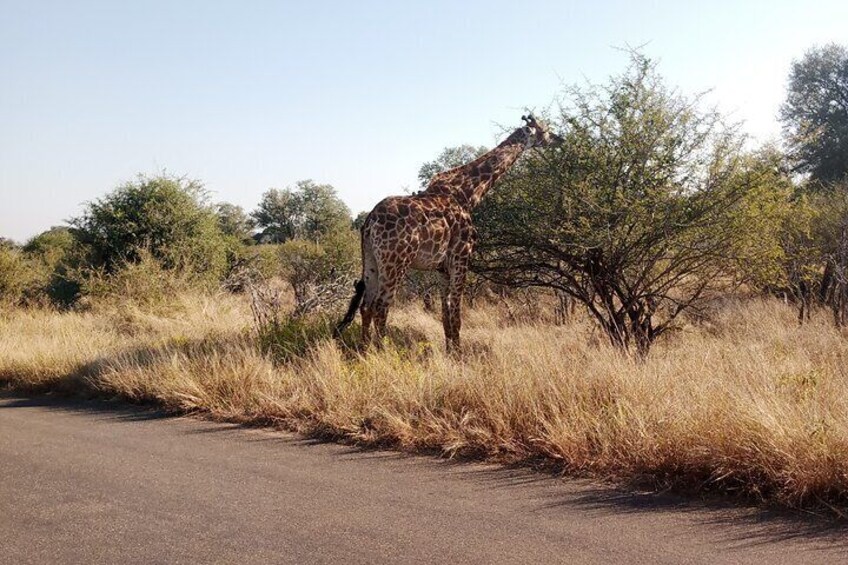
[474, 55, 766, 354]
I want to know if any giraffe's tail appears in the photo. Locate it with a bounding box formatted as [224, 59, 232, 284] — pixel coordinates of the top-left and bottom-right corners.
[334, 279, 366, 338]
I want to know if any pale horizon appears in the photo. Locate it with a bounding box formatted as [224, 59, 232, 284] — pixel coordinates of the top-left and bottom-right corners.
[2, 0, 847, 242]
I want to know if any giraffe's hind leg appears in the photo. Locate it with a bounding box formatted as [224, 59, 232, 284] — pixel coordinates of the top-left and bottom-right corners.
[359, 246, 380, 347]
[369, 261, 409, 348]
[360, 284, 381, 348]
[360, 304, 374, 346]
[372, 278, 399, 346]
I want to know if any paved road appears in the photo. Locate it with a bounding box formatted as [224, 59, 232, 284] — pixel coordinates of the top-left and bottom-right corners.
[1, 395, 846, 564]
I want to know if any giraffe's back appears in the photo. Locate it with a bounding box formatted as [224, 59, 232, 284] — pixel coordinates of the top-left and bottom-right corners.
[363, 194, 468, 272]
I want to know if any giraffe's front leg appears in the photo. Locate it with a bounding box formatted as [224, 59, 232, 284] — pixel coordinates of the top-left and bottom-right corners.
[440, 272, 453, 347]
[442, 263, 468, 354]
[445, 290, 463, 353]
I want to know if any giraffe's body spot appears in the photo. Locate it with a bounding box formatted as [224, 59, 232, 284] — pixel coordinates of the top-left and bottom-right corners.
[365, 195, 463, 271]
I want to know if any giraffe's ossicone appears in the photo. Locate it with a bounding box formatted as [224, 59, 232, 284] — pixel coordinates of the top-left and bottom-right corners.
[336, 114, 563, 352]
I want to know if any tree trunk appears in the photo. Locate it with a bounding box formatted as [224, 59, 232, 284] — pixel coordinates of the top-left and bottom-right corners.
[554, 290, 573, 325]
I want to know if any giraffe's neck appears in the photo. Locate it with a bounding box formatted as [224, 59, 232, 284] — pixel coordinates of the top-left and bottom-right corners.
[425, 127, 531, 210]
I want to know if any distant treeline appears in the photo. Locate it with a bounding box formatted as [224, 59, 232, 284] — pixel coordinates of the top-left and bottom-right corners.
[2, 46, 847, 354]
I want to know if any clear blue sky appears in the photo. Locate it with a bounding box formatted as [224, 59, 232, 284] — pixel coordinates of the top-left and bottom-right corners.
[1, 0, 846, 242]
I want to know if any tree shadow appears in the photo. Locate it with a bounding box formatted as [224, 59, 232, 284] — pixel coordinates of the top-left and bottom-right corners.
[0, 391, 171, 422]
[1, 332, 249, 403]
[447, 463, 848, 550]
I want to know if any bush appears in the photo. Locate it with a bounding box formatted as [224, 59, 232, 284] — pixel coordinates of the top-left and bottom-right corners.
[78, 249, 199, 311]
[71, 174, 229, 282]
[21, 227, 85, 307]
[256, 315, 342, 362]
[278, 230, 360, 317]
[0, 232, 79, 307]
[215, 202, 255, 243]
[222, 242, 285, 293]
[22, 227, 75, 264]
[0, 246, 39, 306]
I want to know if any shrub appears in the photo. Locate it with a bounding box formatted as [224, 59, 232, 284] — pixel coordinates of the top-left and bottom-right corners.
[0, 246, 39, 306]
[22, 227, 75, 264]
[222, 242, 284, 293]
[278, 230, 360, 317]
[71, 173, 229, 282]
[78, 249, 199, 311]
[21, 227, 85, 307]
[215, 202, 255, 243]
[256, 315, 341, 362]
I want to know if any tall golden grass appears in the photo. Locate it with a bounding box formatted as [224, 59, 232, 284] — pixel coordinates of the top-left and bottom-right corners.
[3, 294, 848, 513]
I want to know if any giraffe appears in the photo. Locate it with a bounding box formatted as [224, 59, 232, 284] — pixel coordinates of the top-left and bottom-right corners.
[335, 114, 563, 351]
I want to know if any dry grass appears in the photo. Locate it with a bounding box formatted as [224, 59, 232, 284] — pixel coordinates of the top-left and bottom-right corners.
[3, 294, 848, 513]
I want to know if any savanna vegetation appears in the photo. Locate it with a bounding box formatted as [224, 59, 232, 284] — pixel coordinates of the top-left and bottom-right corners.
[4, 49, 848, 515]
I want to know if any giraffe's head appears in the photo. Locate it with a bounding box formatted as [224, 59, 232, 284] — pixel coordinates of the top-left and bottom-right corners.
[521, 114, 564, 148]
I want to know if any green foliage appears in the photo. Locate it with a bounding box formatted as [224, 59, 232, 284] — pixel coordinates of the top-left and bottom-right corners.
[252, 180, 352, 243]
[417, 144, 488, 188]
[252, 188, 299, 242]
[249, 234, 360, 359]
[724, 148, 798, 290]
[750, 180, 848, 321]
[781, 43, 848, 185]
[352, 210, 369, 231]
[780, 194, 823, 292]
[20, 227, 85, 306]
[808, 186, 848, 255]
[235, 243, 285, 280]
[805, 185, 848, 323]
[256, 313, 428, 364]
[0, 228, 85, 307]
[215, 202, 255, 243]
[0, 246, 38, 306]
[71, 174, 229, 282]
[22, 227, 75, 259]
[474, 53, 754, 353]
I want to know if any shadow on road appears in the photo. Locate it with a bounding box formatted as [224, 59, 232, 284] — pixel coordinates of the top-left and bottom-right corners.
[0, 391, 172, 422]
[439, 460, 848, 551]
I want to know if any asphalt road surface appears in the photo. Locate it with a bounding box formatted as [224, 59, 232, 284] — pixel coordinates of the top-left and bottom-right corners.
[1, 394, 846, 564]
